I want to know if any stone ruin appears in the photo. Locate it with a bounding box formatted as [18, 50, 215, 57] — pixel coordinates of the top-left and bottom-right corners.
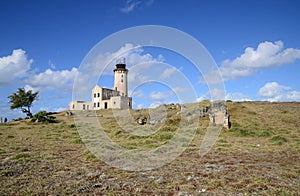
[134, 102, 230, 129]
[209, 101, 230, 129]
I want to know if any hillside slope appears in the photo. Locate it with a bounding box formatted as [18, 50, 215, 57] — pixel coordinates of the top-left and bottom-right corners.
[0, 101, 299, 195]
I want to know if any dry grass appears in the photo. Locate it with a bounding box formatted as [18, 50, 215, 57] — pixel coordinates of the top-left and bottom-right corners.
[0, 101, 299, 195]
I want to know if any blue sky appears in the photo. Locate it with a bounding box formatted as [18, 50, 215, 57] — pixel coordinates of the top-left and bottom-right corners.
[0, 0, 300, 120]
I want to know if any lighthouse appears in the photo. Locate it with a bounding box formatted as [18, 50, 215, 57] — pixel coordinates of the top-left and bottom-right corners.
[70, 57, 132, 110]
[114, 57, 128, 97]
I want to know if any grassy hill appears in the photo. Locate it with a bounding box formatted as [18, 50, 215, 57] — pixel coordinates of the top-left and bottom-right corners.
[0, 101, 299, 195]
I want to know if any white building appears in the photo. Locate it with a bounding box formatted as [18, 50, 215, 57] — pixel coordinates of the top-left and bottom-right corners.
[70, 58, 132, 110]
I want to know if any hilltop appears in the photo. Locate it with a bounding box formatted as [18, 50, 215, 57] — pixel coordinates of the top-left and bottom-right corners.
[0, 101, 299, 195]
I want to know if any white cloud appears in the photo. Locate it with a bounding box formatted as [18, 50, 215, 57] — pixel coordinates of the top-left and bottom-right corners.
[26, 67, 78, 92]
[149, 102, 161, 108]
[258, 82, 300, 102]
[120, 0, 153, 13]
[149, 91, 173, 102]
[120, 0, 141, 13]
[226, 92, 251, 101]
[160, 67, 177, 79]
[48, 59, 56, 69]
[24, 84, 39, 93]
[219, 41, 300, 80]
[0, 49, 33, 86]
[196, 88, 226, 102]
[86, 43, 164, 78]
[130, 89, 145, 98]
[39, 106, 68, 112]
[137, 103, 145, 109]
[258, 82, 290, 98]
[172, 87, 186, 93]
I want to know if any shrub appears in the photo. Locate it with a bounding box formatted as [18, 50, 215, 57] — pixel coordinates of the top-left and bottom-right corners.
[68, 124, 76, 128]
[31, 111, 58, 123]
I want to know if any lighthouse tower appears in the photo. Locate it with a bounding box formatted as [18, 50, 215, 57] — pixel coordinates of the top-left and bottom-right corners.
[114, 57, 128, 97]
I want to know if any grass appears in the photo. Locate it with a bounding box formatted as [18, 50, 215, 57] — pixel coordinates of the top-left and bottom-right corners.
[270, 135, 288, 145]
[14, 153, 31, 160]
[0, 101, 299, 195]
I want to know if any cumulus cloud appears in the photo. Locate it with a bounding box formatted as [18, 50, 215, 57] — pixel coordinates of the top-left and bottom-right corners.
[86, 43, 164, 78]
[26, 67, 78, 92]
[0, 49, 33, 86]
[219, 41, 300, 80]
[258, 82, 300, 102]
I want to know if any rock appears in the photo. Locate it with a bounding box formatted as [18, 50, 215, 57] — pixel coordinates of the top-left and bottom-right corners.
[137, 115, 147, 125]
[186, 176, 193, 181]
[94, 183, 102, 188]
[176, 104, 181, 110]
[148, 120, 157, 125]
[65, 111, 73, 116]
[156, 176, 164, 183]
[159, 117, 167, 123]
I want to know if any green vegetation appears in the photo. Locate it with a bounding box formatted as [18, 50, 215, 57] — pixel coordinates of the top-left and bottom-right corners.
[271, 135, 288, 145]
[31, 110, 58, 123]
[7, 88, 39, 118]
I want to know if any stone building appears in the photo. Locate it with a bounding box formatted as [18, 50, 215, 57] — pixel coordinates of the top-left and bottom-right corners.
[70, 58, 132, 110]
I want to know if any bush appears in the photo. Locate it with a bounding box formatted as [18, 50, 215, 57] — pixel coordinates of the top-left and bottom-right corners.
[31, 111, 58, 123]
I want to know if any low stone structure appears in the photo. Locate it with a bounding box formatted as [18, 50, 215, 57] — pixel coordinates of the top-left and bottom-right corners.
[209, 101, 230, 129]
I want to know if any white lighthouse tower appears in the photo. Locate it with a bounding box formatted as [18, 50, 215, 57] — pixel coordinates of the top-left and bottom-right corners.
[114, 57, 128, 97]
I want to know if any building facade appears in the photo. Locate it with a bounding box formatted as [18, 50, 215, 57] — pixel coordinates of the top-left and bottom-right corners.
[70, 58, 132, 110]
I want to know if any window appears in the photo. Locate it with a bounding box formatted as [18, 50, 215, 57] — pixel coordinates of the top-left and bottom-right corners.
[83, 104, 85, 110]
[121, 79, 123, 83]
[94, 93, 96, 98]
[72, 104, 75, 109]
[97, 102, 100, 107]
[94, 103, 96, 107]
[121, 74, 123, 77]
[97, 93, 100, 97]
[113, 101, 116, 105]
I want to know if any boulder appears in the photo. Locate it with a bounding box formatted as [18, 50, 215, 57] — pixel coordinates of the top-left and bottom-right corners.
[137, 115, 147, 125]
